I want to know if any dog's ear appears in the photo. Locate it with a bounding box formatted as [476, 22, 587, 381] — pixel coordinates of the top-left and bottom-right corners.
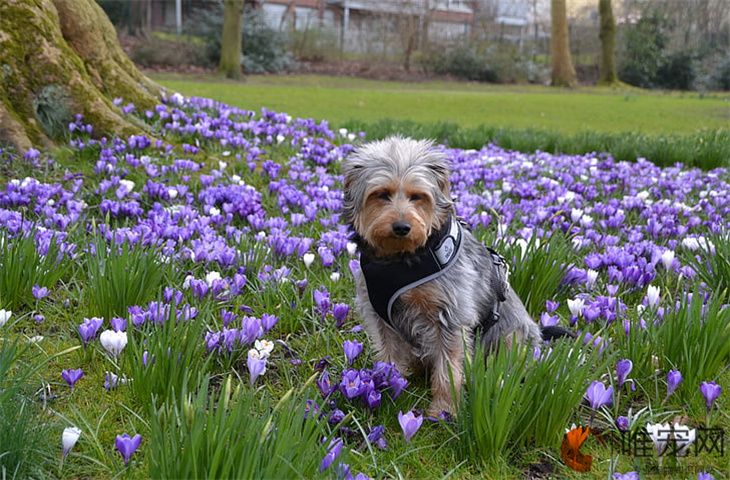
[342, 163, 363, 191]
[428, 161, 451, 199]
[341, 163, 364, 225]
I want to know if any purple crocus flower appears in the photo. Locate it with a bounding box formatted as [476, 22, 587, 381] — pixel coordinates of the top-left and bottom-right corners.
[397, 410, 423, 444]
[247, 351, 267, 387]
[314, 288, 331, 318]
[697, 473, 715, 480]
[332, 303, 350, 328]
[32, 284, 49, 300]
[62, 368, 83, 389]
[78, 317, 103, 347]
[261, 313, 278, 333]
[114, 433, 142, 466]
[110, 317, 126, 332]
[388, 375, 409, 399]
[240, 316, 263, 345]
[316, 370, 337, 398]
[700, 381, 722, 411]
[340, 369, 365, 399]
[328, 408, 345, 424]
[104, 371, 122, 391]
[613, 472, 639, 480]
[616, 359, 635, 391]
[615, 416, 629, 432]
[666, 369, 682, 398]
[343, 340, 363, 366]
[319, 437, 343, 472]
[363, 388, 381, 410]
[584, 381, 613, 409]
[367, 425, 385, 444]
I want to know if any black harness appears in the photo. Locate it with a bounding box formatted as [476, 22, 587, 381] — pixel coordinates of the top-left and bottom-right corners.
[357, 216, 509, 338]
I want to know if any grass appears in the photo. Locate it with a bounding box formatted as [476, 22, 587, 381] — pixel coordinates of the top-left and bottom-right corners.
[0, 81, 729, 479]
[155, 74, 730, 135]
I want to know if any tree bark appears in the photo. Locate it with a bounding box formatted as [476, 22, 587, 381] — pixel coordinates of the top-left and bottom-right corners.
[550, 0, 577, 87]
[0, 0, 164, 154]
[598, 0, 618, 84]
[219, 0, 245, 80]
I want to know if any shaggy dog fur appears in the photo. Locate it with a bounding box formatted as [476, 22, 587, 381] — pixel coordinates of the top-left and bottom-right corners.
[343, 136, 543, 415]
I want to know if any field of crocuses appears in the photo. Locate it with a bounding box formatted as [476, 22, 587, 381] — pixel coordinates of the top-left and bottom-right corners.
[0, 91, 728, 479]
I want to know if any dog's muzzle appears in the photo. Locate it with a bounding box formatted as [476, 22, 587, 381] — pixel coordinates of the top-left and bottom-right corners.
[392, 220, 411, 237]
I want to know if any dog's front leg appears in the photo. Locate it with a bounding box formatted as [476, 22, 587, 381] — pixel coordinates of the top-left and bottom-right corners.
[365, 315, 422, 376]
[428, 326, 467, 416]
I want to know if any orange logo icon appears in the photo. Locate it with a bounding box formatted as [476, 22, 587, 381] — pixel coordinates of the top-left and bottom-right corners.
[561, 426, 606, 472]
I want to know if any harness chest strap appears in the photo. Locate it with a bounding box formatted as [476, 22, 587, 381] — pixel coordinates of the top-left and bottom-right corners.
[359, 216, 463, 326]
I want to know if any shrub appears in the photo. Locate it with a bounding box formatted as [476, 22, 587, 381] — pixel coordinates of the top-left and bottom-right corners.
[427, 44, 501, 82]
[617, 13, 667, 88]
[656, 50, 696, 90]
[695, 51, 730, 91]
[189, 3, 296, 74]
[131, 35, 210, 68]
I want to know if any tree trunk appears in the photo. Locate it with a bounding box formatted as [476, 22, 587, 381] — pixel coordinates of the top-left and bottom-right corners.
[598, 0, 618, 84]
[550, 0, 577, 87]
[219, 0, 245, 80]
[129, 0, 152, 39]
[0, 0, 163, 154]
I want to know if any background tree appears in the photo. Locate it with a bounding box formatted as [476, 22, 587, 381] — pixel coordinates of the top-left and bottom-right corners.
[219, 0, 245, 80]
[129, 0, 152, 38]
[551, 0, 577, 87]
[598, 0, 617, 84]
[0, 0, 163, 153]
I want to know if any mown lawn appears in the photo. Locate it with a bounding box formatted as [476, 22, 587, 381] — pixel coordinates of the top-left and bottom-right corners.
[155, 73, 730, 135]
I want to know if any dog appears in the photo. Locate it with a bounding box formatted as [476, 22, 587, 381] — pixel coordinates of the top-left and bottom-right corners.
[343, 136, 557, 415]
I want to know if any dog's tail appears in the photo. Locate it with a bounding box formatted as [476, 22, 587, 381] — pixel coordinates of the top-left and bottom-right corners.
[541, 326, 576, 341]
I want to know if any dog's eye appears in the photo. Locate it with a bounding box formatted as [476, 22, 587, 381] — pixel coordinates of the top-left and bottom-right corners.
[377, 191, 391, 201]
[409, 194, 423, 202]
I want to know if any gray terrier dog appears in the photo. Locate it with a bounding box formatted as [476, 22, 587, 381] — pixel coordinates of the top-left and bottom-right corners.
[343, 136, 552, 415]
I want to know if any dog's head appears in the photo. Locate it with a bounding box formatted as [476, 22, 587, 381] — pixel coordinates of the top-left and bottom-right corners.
[342, 136, 454, 257]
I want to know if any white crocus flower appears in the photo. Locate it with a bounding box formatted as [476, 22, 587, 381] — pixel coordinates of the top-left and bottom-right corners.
[205, 271, 222, 285]
[254, 339, 274, 358]
[119, 179, 135, 192]
[646, 423, 671, 456]
[330, 272, 341, 282]
[346, 242, 358, 256]
[570, 208, 583, 223]
[567, 298, 585, 317]
[302, 253, 315, 268]
[585, 269, 599, 289]
[646, 285, 661, 309]
[62, 427, 82, 458]
[660, 250, 675, 270]
[0, 309, 12, 327]
[673, 423, 696, 456]
[99, 330, 128, 359]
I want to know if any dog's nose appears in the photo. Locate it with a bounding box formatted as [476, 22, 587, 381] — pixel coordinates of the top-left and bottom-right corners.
[392, 220, 411, 237]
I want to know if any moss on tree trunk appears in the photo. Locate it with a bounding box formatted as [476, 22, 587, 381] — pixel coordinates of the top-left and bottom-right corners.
[219, 0, 244, 80]
[598, 0, 618, 85]
[0, 0, 164, 153]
